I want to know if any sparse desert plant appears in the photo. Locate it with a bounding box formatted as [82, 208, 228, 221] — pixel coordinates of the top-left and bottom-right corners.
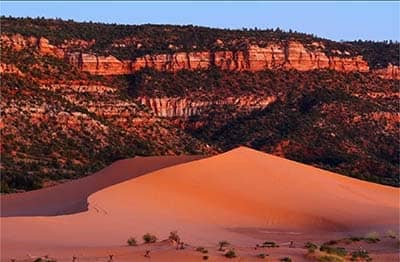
[224, 249, 237, 258]
[202, 255, 209, 260]
[280, 257, 292, 262]
[305, 242, 318, 253]
[34, 258, 57, 262]
[218, 240, 230, 251]
[142, 233, 157, 243]
[196, 247, 208, 253]
[262, 241, 278, 248]
[386, 230, 397, 239]
[127, 237, 137, 246]
[324, 240, 339, 246]
[364, 232, 380, 243]
[317, 254, 344, 262]
[320, 245, 347, 257]
[349, 236, 363, 242]
[256, 253, 268, 258]
[350, 250, 372, 261]
[169, 230, 180, 243]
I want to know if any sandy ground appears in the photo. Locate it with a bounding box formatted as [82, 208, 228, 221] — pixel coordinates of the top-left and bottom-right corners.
[1, 147, 399, 261]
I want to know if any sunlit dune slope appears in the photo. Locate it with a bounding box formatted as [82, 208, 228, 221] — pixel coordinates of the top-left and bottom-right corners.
[92, 146, 399, 232]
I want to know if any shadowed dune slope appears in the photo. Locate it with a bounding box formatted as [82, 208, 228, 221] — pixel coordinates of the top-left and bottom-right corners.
[91, 146, 399, 232]
[1, 155, 204, 217]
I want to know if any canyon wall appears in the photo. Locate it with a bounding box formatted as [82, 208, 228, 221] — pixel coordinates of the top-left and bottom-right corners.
[1, 34, 64, 58]
[373, 64, 400, 80]
[67, 41, 370, 75]
[2, 34, 398, 79]
[138, 96, 277, 117]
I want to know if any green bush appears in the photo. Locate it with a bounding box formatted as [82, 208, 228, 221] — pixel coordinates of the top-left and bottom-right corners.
[349, 236, 363, 242]
[218, 240, 230, 251]
[262, 241, 278, 248]
[386, 230, 397, 239]
[350, 250, 372, 261]
[323, 240, 339, 246]
[168, 230, 180, 242]
[317, 255, 344, 262]
[33, 258, 57, 262]
[224, 250, 237, 258]
[196, 247, 208, 253]
[305, 242, 318, 253]
[320, 245, 347, 257]
[142, 233, 157, 243]
[365, 232, 380, 243]
[127, 237, 137, 246]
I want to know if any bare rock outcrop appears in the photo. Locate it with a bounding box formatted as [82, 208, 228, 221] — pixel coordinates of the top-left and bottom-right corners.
[3, 34, 397, 79]
[1, 34, 64, 58]
[373, 64, 400, 80]
[138, 96, 276, 117]
[69, 41, 370, 75]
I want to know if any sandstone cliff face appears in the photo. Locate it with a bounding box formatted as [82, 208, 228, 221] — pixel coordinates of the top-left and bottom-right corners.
[3, 34, 398, 79]
[373, 64, 400, 80]
[1, 34, 37, 51]
[68, 41, 370, 75]
[65, 52, 131, 75]
[1, 34, 64, 58]
[138, 96, 276, 117]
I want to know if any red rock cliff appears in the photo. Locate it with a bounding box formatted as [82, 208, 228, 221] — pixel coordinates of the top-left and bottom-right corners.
[68, 41, 370, 75]
[373, 64, 400, 80]
[1, 34, 64, 58]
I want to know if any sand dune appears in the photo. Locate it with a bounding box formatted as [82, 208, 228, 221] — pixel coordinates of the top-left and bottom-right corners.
[90, 146, 398, 232]
[1, 155, 203, 216]
[1, 147, 399, 261]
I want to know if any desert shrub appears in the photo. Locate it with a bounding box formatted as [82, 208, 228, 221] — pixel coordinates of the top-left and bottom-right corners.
[196, 247, 208, 253]
[317, 254, 344, 262]
[256, 253, 268, 258]
[202, 255, 209, 260]
[320, 245, 347, 257]
[324, 240, 339, 245]
[142, 233, 157, 243]
[262, 241, 278, 248]
[350, 250, 372, 261]
[33, 259, 57, 262]
[305, 242, 318, 253]
[280, 257, 292, 262]
[127, 237, 137, 246]
[349, 236, 363, 242]
[386, 230, 397, 239]
[224, 249, 237, 258]
[218, 240, 230, 251]
[365, 232, 380, 243]
[169, 230, 180, 242]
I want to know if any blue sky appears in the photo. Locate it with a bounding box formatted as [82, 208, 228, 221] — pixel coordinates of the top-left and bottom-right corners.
[1, 1, 399, 41]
